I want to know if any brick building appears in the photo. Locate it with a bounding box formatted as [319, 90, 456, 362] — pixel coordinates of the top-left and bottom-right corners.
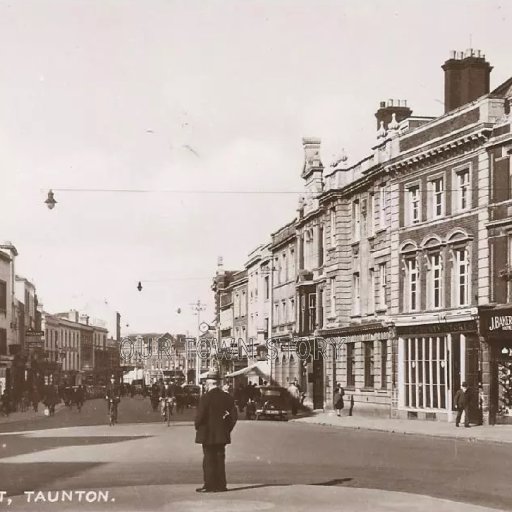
[478, 76, 512, 424]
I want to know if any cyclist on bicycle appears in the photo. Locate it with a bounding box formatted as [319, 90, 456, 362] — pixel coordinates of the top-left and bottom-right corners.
[106, 376, 121, 420]
[159, 381, 175, 417]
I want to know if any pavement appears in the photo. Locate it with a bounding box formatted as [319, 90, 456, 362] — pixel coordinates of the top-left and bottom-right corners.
[292, 411, 512, 444]
[3, 483, 502, 512]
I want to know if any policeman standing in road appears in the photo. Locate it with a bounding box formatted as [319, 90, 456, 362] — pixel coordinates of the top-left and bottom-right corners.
[194, 369, 238, 493]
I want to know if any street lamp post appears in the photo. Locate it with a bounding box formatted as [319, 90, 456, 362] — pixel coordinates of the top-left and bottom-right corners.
[191, 300, 206, 385]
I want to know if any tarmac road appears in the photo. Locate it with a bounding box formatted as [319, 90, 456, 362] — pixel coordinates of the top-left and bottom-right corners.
[0, 397, 510, 511]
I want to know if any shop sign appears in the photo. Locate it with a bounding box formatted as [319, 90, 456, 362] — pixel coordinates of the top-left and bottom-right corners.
[488, 315, 512, 332]
[397, 320, 475, 336]
[340, 331, 389, 344]
[26, 330, 44, 337]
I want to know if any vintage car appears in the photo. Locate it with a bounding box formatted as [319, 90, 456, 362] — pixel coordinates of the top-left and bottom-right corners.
[254, 386, 288, 421]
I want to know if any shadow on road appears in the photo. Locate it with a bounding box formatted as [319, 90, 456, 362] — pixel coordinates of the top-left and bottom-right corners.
[226, 477, 353, 493]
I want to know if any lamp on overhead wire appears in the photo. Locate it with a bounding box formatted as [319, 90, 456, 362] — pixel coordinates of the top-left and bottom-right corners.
[45, 190, 57, 210]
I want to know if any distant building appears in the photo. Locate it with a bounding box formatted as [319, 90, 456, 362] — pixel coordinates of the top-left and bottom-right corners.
[0, 242, 18, 395]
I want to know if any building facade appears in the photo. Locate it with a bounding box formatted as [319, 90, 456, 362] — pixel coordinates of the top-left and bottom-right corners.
[0, 243, 18, 395]
[478, 76, 512, 424]
[211, 49, 512, 424]
[270, 220, 301, 389]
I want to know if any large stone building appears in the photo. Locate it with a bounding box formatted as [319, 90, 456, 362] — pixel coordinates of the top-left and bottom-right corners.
[211, 48, 512, 424]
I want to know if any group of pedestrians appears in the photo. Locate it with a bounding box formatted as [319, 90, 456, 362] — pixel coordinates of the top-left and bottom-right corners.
[0, 383, 86, 418]
[1, 386, 42, 416]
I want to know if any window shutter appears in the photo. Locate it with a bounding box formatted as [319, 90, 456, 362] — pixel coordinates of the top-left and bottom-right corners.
[492, 236, 508, 303]
[494, 157, 510, 203]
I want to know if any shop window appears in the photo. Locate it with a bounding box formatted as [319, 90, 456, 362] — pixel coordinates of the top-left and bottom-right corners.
[364, 341, 374, 388]
[381, 340, 388, 389]
[404, 336, 448, 410]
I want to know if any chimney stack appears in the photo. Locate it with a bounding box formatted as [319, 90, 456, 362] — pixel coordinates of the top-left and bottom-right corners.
[375, 99, 412, 131]
[442, 49, 492, 113]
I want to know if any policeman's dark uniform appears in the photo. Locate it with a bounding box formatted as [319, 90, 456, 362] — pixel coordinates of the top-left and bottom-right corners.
[195, 371, 237, 492]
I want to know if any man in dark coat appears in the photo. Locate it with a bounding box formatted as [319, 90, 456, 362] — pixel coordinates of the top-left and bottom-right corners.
[454, 382, 470, 427]
[195, 369, 238, 493]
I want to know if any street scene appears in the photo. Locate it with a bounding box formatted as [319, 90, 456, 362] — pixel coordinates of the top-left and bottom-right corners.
[1, 1, 512, 511]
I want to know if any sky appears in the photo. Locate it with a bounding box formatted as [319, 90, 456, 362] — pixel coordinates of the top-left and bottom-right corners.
[0, 0, 510, 335]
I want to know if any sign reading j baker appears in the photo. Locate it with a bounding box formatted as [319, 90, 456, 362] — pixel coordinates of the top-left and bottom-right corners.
[489, 315, 512, 332]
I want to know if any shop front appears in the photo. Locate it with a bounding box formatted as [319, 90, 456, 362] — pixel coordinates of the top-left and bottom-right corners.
[480, 305, 512, 425]
[271, 336, 305, 391]
[395, 319, 480, 422]
[320, 323, 393, 417]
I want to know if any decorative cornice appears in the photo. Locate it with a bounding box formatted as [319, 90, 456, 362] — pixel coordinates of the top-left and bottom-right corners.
[387, 128, 491, 173]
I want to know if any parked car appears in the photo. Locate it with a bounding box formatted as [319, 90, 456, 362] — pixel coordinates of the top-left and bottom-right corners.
[182, 384, 200, 407]
[254, 386, 288, 421]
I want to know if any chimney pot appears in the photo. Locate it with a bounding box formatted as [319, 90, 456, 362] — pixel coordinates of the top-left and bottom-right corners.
[442, 49, 492, 113]
[375, 99, 412, 131]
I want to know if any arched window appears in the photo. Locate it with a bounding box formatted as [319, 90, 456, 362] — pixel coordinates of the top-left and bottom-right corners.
[447, 230, 472, 307]
[400, 241, 419, 312]
[422, 236, 444, 310]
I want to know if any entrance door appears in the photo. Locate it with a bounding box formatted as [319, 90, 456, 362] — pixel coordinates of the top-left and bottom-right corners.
[465, 336, 482, 424]
[312, 342, 324, 409]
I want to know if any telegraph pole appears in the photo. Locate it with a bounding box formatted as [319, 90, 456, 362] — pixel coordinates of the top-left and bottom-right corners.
[190, 300, 207, 385]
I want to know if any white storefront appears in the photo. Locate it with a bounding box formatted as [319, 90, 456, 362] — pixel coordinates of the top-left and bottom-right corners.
[395, 310, 479, 421]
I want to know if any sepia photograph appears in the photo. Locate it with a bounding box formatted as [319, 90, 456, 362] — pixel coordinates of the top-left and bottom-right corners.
[0, 1, 511, 511]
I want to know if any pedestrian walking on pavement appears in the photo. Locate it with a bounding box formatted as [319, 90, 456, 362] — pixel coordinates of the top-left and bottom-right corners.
[454, 381, 470, 428]
[195, 369, 238, 493]
[31, 386, 40, 413]
[333, 383, 345, 417]
[287, 381, 300, 416]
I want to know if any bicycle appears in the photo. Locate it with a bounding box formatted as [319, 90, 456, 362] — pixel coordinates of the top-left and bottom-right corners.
[107, 398, 119, 426]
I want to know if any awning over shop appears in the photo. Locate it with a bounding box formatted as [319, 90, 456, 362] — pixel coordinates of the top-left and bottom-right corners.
[225, 360, 270, 379]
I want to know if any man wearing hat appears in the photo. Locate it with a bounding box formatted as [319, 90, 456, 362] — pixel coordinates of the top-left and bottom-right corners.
[195, 369, 238, 493]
